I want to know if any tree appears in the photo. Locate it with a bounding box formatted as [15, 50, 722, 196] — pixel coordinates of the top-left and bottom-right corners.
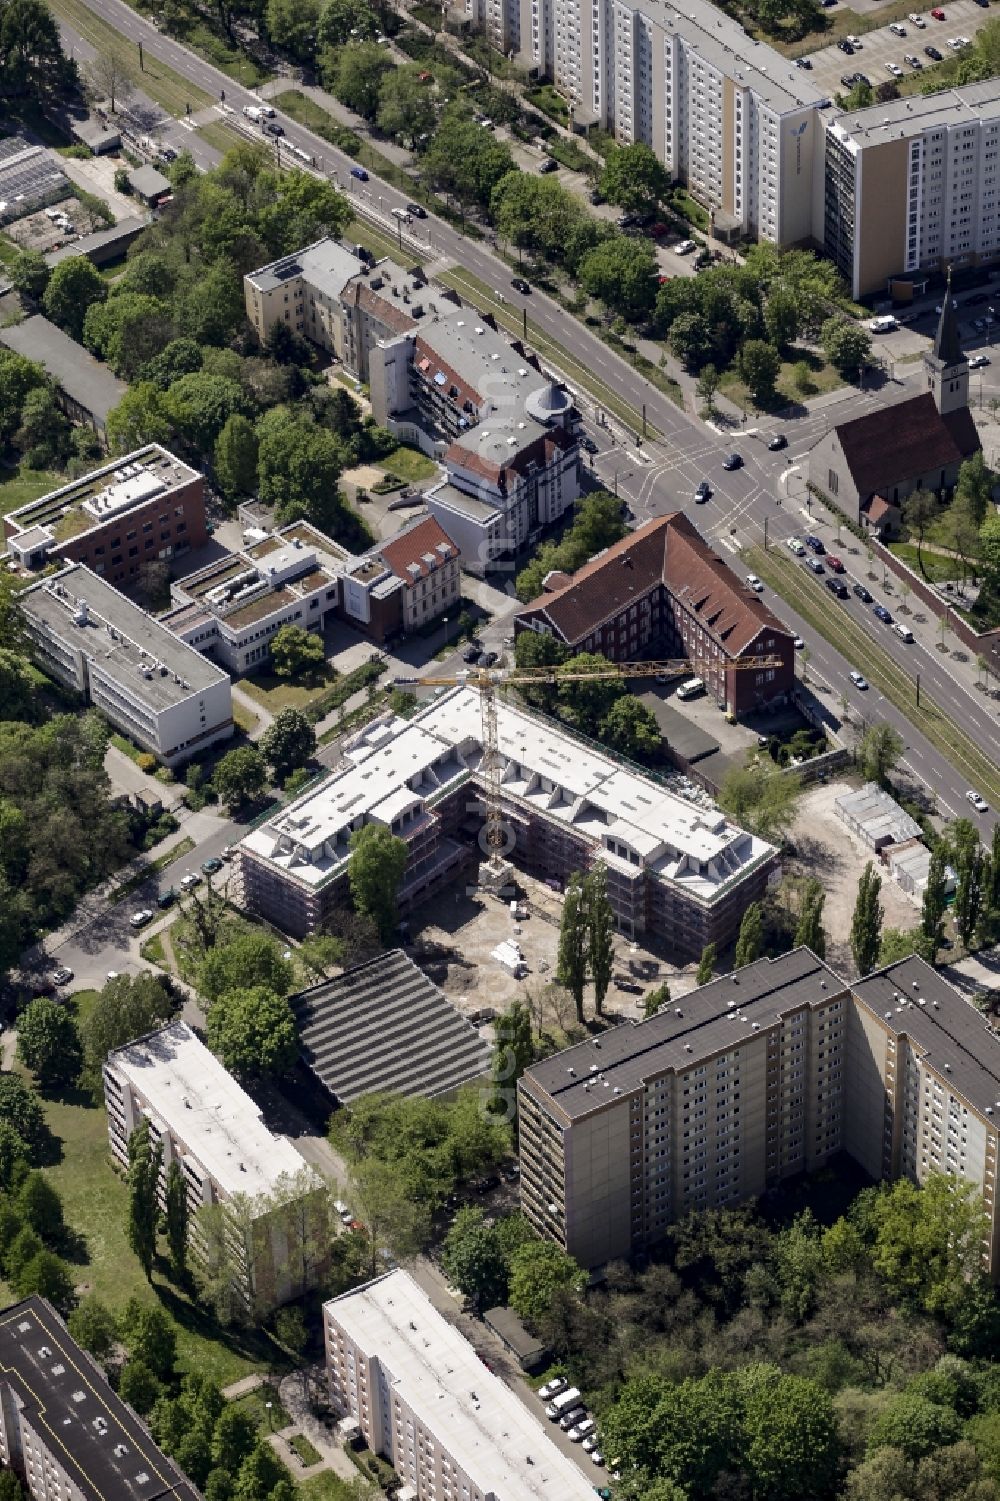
[296, 932, 346, 981]
[347, 1155, 432, 1275]
[42, 257, 106, 341]
[86, 45, 136, 110]
[696, 363, 720, 412]
[557, 874, 588, 1024]
[80, 973, 173, 1087]
[422, 106, 516, 215]
[13, 1248, 75, 1314]
[165, 1160, 188, 1282]
[902, 489, 942, 575]
[741, 1367, 841, 1500]
[234, 1441, 292, 1501]
[0, 1123, 29, 1196]
[264, 0, 320, 58]
[107, 382, 175, 453]
[376, 65, 438, 148]
[954, 843, 986, 949]
[599, 695, 661, 759]
[599, 142, 669, 215]
[954, 450, 995, 526]
[17, 1171, 64, 1241]
[718, 762, 802, 842]
[14, 385, 69, 469]
[852, 861, 884, 976]
[205, 986, 298, 1079]
[127, 1118, 162, 1281]
[318, 0, 377, 46]
[820, 316, 873, 378]
[348, 823, 407, 943]
[164, 372, 249, 454]
[0, 1073, 47, 1155]
[119, 1359, 162, 1416]
[921, 845, 950, 963]
[213, 745, 266, 810]
[328, 40, 394, 119]
[734, 902, 764, 968]
[198, 931, 294, 1005]
[119, 1298, 178, 1379]
[858, 722, 905, 788]
[255, 407, 346, 531]
[491, 998, 534, 1140]
[764, 289, 800, 349]
[269, 624, 326, 679]
[442, 1207, 511, 1313]
[643, 981, 671, 1019]
[878, 927, 925, 965]
[578, 236, 658, 323]
[0, 0, 74, 95]
[794, 876, 827, 957]
[584, 862, 615, 1018]
[738, 339, 781, 405]
[208, 417, 256, 502]
[844, 79, 874, 109]
[508, 1238, 585, 1325]
[212, 1403, 259, 1473]
[256, 705, 315, 786]
[9, 247, 49, 300]
[16, 997, 81, 1090]
[68, 1295, 118, 1361]
[697, 943, 716, 985]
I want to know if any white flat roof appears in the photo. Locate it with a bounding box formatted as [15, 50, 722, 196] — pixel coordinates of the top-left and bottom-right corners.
[107, 1020, 310, 1198]
[325, 1270, 596, 1501]
[240, 686, 772, 898]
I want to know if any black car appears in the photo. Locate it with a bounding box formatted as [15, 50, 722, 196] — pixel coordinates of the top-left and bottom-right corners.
[966, 293, 989, 306]
[767, 433, 787, 451]
[852, 581, 873, 603]
[722, 452, 743, 470]
[477, 651, 499, 668]
[511, 276, 531, 294]
[795, 56, 813, 67]
[463, 642, 482, 663]
[263, 120, 284, 136]
[580, 434, 599, 454]
[589, 187, 605, 204]
[539, 157, 558, 173]
[854, 72, 871, 85]
[695, 480, 712, 502]
[925, 43, 943, 57]
[825, 577, 849, 598]
[406, 201, 427, 218]
[841, 73, 856, 86]
[838, 37, 855, 51]
[157, 146, 177, 163]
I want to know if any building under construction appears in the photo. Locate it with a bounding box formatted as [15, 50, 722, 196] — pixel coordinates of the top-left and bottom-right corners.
[235, 686, 778, 956]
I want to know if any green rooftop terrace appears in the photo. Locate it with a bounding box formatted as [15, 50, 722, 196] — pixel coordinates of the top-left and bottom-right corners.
[8, 446, 197, 540]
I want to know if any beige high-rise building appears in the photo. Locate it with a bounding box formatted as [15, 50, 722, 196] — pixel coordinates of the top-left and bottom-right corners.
[519, 949, 1000, 1273]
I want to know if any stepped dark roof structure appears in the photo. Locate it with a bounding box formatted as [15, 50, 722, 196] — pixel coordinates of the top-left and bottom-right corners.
[289, 948, 490, 1103]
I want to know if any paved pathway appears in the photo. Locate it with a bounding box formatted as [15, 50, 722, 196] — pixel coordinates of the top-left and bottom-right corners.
[274, 1368, 360, 1484]
[221, 1373, 266, 1400]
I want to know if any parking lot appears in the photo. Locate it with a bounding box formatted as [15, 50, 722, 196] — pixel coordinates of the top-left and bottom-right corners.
[803, 0, 994, 97]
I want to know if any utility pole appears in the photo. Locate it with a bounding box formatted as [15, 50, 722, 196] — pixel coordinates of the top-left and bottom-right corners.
[763, 515, 768, 551]
[642, 403, 646, 439]
[138, 40, 144, 70]
[915, 672, 920, 708]
[522, 307, 527, 339]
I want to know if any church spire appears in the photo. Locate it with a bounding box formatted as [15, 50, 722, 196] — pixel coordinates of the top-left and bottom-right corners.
[933, 269, 964, 367]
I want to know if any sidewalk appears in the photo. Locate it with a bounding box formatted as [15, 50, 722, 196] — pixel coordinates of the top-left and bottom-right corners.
[275, 1368, 360, 1484]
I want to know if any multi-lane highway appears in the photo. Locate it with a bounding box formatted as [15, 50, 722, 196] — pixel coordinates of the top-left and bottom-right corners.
[51, 0, 1000, 838]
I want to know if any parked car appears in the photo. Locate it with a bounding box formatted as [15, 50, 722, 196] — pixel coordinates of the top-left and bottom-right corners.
[826, 554, 845, 572]
[559, 1407, 587, 1431]
[675, 238, 696, 254]
[886, 61, 904, 75]
[873, 603, 893, 624]
[925, 43, 943, 56]
[967, 790, 990, 813]
[793, 635, 805, 649]
[591, 1453, 606, 1468]
[511, 276, 531, 294]
[970, 353, 991, 367]
[157, 888, 177, 910]
[570, 1420, 597, 1443]
[350, 166, 369, 181]
[889, 21, 907, 34]
[615, 978, 642, 994]
[908, 11, 927, 23]
[806, 557, 825, 574]
[849, 670, 869, 689]
[51, 967, 74, 986]
[930, 7, 946, 16]
[838, 37, 855, 51]
[202, 856, 223, 874]
[695, 480, 712, 503]
[852, 581, 873, 602]
[825, 577, 848, 598]
[746, 574, 764, 592]
[180, 871, 201, 890]
[539, 1377, 568, 1401]
[847, 31, 863, 42]
[786, 536, 806, 556]
[130, 909, 154, 929]
[477, 651, 499, 668]
[722, 452, 743, 470]
[768, 433, 787, 450]
[904, 52, 923, 65]
[583, 1435, 601, 1454]
[795, 56, 812, 66]
[580, 433, 599, 454]
[539, 157, 559, 173]
[805, 534, 825, 553]
[853, 71, 871, 84]
[221, 845, 234, 861]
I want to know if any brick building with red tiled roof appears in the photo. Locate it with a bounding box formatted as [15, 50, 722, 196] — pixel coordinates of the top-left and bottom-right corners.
[514, 512, 796, 714]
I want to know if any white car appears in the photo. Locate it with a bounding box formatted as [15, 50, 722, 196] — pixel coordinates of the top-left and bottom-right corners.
[908, 11, 926, 23]
[569, 1419, 597, 1443]
[129, 909, 154, 928]
[946, 35, 962, 47]
[849, 670, 869, 690]
[870, 315, 898, 332]
[180, 871, 201, 890]
[538, 1377, 567, 1401]
[969, 353, 991, 368]
[591, 1452, 605, 1467]
[967, 790, 990, 813]
[793, 635, 805, 649]
[675, 238, 696, 254]
[582, 1435, 601, 1454]
[956, 33, 970, 44]
[786, 537, 806, 556]
[745, 574, 764, 593]
[889, 21, 907, 34]
[847, 31, 862, 42]
[886, 61, 904, 75]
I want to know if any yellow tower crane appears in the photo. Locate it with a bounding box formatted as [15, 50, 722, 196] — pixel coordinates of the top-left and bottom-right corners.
[394, 654, 784, 887]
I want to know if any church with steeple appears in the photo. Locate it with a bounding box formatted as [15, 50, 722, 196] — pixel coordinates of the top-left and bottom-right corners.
[807, 278, 981, 538]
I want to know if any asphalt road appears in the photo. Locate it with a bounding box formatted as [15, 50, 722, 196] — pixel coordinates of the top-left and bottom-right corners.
[55, 0, 1000, 842]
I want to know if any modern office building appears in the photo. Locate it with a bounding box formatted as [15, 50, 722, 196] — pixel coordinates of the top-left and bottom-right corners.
[0, 1295, 201, 1501]
[340, 515, 461, 643]
[19, 564, 233, 766]
[824, 80, 1000, 299]
[3, 445, 206, 583]
[518, 948, 1000, 1275]
[104, 1021, 329, 1318]
[323, 1269, 598, 1501]
[807, 287, 980, 533]
[515, 512, 796, 713]
[464, 0, 828, 244]
[237, 685, 776, 948]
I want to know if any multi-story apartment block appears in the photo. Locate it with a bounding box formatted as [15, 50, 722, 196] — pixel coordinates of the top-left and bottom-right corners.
[20, 564, 233, 766]
[324, 1269, 598, 1501]
[0, 1295, 201, 1501]
[243, 237, 362, 355]
[519, 948, 1000, 1276]
[104, 1021, 329, 1318]
[825, 81, 1000, 298]
[372, 308, 579, 572]
[340, 515, 461, 642]
[3, 446, 206, 586]
[515, 512, 796, 713]
[237, 684, 776, 946]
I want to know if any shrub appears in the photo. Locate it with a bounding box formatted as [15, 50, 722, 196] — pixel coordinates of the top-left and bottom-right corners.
[136, 752, 157, 773]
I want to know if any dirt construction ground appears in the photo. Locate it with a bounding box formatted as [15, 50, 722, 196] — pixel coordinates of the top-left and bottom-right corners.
[784, 778, 921, 976]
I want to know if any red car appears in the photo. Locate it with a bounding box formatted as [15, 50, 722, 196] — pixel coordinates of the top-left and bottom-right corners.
[931, 7, 945, 17]
[826, 555, 845, 572]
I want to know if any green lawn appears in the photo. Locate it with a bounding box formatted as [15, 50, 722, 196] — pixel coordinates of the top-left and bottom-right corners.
[196, 119, 243, 157]
[231, 1385, 291, 1433]
[526, 83, 568, 122]
[300, 1476, 361, 1501]
[889, 542, 964, 584]
[232, 699, 260, 734]
[377, 445, 438, 484]
[38, 1087, 268, 1386]
[289, 1433, 323, 1466]
[275, 90, 362, 156]
[45, 0, 212, 113]
[239, 666, 338, 714]
[139, 932, 166, 966]
[0, 466, 63, 520]
[719, 346, 844, 412]
[0, 232, 18, 265]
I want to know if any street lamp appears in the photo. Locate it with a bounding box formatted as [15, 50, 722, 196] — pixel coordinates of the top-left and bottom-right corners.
[265, 1402, 273, 1432]
[442, 616, 450, 647]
